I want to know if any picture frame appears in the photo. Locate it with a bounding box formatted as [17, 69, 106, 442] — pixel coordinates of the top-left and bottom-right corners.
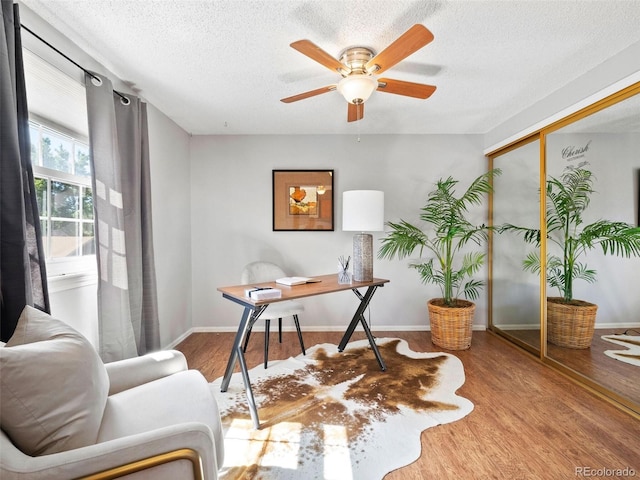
[272, 170, 334, 231]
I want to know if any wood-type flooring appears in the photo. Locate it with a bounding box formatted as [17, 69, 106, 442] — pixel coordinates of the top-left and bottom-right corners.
[176, 330, 640, 479]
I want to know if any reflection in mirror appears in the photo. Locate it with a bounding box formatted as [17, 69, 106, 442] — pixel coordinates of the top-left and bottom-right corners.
[491, 139, 541, 351]
[545, 92, 640, 407]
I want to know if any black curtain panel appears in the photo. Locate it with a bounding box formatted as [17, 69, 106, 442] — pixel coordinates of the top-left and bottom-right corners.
[0, 1, 50, 341]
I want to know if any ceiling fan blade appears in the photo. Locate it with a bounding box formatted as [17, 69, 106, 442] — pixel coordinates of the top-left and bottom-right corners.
[280, 85, 336, 103]
[377, 78, 436, 99]
[290, 40, 347, 74]
[365, 24, 434, 75]
[347, 102, 364, 122]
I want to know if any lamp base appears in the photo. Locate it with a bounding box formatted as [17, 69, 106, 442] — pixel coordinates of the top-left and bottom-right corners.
[352, 233, 373, 282]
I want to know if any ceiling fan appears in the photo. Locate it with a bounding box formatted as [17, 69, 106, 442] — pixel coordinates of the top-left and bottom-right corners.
[280, 24, 437, 122]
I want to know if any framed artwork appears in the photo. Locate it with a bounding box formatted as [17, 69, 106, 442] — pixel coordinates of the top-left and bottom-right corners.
[272, 170, 334, 231]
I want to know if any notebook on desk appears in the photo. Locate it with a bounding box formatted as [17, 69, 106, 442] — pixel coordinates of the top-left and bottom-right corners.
[275, 276, 321, 286]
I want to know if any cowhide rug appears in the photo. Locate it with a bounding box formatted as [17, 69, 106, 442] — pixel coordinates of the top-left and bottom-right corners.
[210, 337, 473, 480]
[601, 335, 640, 367]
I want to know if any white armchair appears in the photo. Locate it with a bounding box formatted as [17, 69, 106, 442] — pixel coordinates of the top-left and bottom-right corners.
[0, 307, 223, 480]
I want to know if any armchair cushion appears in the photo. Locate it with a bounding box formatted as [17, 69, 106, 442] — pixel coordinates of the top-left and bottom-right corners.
[105, 350, 189, 395]
[97, 369, 224, 470]
[0, 306, 109, 456]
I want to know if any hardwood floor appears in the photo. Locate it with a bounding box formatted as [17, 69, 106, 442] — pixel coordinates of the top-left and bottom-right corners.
[504, 328, 640, 403]
[176, 330, 640, 479]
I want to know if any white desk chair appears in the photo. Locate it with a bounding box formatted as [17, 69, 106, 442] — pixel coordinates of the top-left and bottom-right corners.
[241, 261, 306, 368]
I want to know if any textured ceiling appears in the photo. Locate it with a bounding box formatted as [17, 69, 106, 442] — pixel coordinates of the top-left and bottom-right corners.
[18, 0, 640, 136]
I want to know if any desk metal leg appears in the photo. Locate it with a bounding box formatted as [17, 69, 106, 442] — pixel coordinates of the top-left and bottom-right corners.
[220, 304, 267, 429]
[338, 285, 386, 371]
[236, 344, 260, 429]
[359, 312, 386, 370]
[220, 305, 266, 392]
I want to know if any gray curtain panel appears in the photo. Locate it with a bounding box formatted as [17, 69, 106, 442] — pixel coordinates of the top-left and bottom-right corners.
[0, 1, 50, 341]
[85, 72, 160, 361]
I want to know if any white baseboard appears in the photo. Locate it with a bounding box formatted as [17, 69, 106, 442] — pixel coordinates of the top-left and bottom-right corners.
[167, 321, 638, 350]
[497, 322, 640, 331]
[166, 321, 638, 351]
[166, 323, 488, 349]
[165, 329, 195, 350]
[189, 324, 492, 333]
[493, 324, 541, 331]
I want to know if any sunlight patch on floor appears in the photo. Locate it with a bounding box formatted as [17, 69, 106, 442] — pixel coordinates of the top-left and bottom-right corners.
[261, 421, 303, 469]
[224, 418, 302, 470]
[323, 423, 353, 480]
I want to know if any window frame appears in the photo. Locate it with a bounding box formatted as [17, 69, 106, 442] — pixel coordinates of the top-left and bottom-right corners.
[30, 118, 97, 279]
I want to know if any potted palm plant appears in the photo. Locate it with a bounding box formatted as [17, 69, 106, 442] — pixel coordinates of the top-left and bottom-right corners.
[378, 169, 501, 350]
[500, 165, 640, 348]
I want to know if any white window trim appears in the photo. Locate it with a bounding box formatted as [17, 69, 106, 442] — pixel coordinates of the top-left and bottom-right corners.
[47, 270, 98, 293]
[24, 46, 97, 286]
[45, 254, 96, 279]
[31, 122, 96, 281]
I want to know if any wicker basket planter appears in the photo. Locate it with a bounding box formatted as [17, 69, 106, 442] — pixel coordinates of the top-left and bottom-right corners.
[427, 298, 475, 350]
[547, 297, 598, 349]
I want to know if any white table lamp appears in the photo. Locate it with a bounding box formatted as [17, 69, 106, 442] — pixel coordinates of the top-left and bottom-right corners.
[342, 190, 385, 282]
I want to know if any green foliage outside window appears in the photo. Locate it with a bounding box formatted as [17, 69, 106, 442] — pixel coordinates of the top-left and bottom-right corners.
[30, 121, 94, 259]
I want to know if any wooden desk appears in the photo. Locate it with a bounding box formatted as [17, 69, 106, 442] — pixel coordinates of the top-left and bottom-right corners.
[217, 274, 390, 428]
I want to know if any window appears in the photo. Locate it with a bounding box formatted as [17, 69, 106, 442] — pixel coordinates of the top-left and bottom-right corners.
[23, 47, 95, 278]
[31, 121, 95, 275]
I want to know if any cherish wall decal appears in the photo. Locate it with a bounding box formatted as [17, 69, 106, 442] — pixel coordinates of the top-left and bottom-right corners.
[562, 140, 592, 162]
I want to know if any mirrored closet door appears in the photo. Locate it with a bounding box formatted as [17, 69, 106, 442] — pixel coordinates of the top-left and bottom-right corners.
[490, 138, 542, 354]
[488, 82, 640, 417]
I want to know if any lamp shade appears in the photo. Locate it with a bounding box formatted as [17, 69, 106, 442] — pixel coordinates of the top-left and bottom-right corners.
[337, 75, 378, 105]
[342, 190, 384, 232]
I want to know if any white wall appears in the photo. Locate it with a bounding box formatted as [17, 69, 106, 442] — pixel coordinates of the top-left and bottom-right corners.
[190, 134, 488, 332]
[492, 140, 542, 330]
[546, 132, 640, 326]
[485, 40, 640, 332]
[48, 276, 98, 345]
[146, 105, 193, 347]
[492, 132, 640, 329]
[484, 40, 640, 153]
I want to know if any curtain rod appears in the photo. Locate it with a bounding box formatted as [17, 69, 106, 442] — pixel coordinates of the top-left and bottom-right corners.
[20, 23, 130, 103]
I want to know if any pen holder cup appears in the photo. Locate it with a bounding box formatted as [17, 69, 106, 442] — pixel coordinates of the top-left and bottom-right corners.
[338, 269, 352, 284]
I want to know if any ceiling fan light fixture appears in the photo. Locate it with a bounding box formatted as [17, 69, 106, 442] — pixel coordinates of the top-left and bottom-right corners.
[282, 25, 436, 121]
[337, 75, 378, 104]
